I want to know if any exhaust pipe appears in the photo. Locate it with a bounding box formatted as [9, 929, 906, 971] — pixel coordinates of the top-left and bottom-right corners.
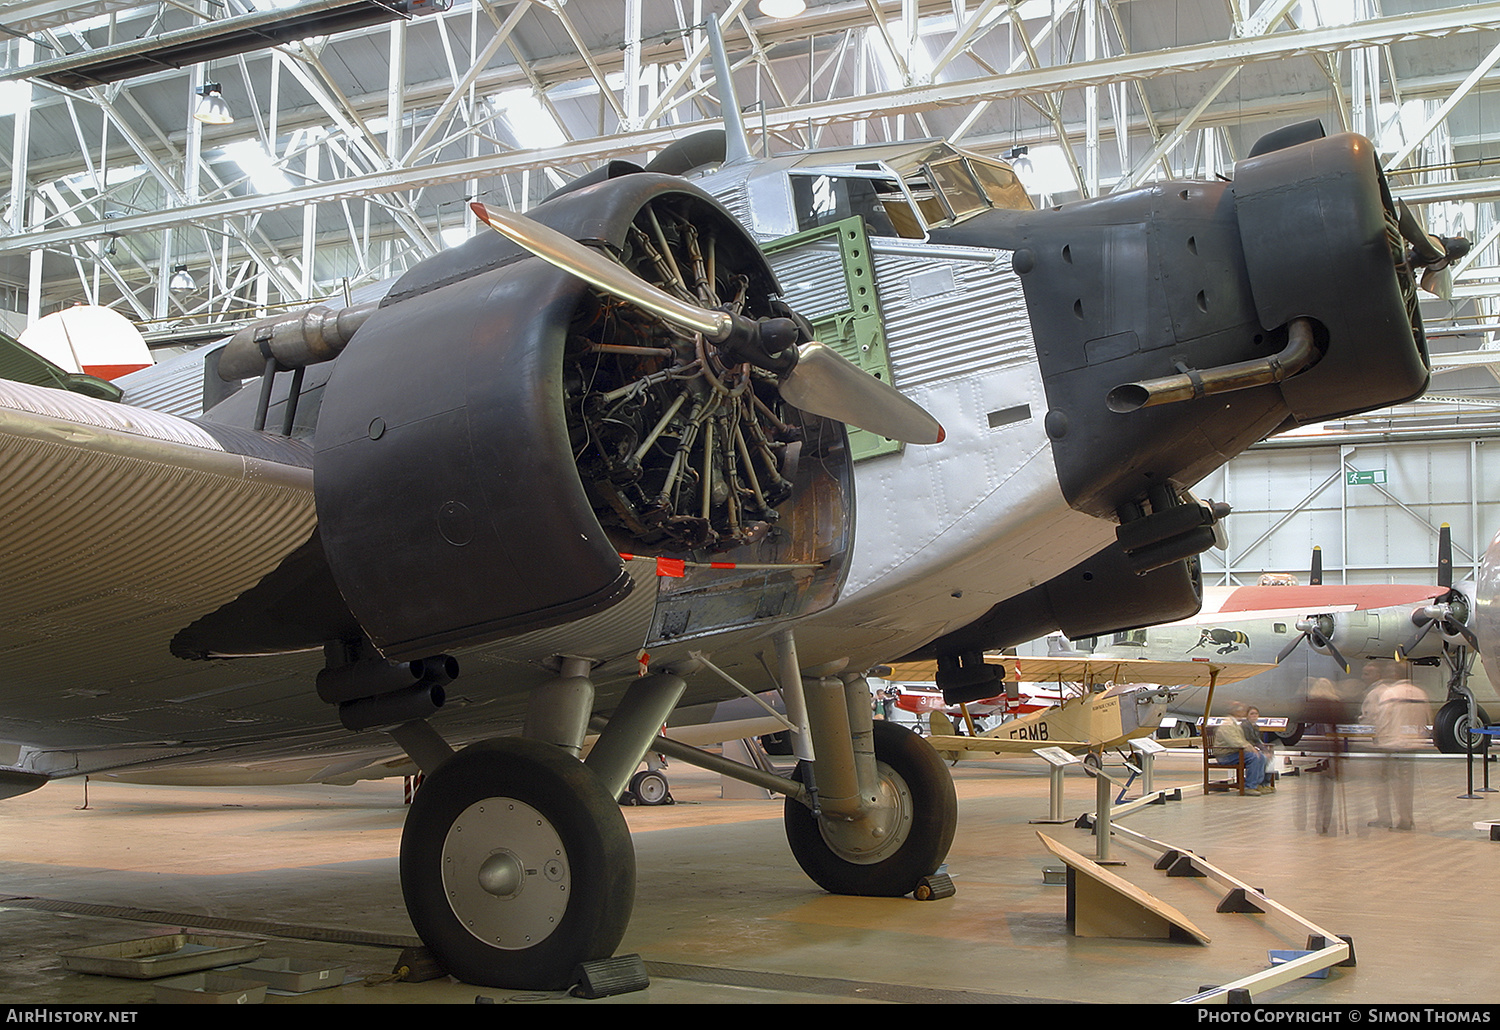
[1106, 317, 1317, 413]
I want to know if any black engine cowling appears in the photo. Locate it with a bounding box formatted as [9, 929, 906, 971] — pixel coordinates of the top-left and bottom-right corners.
[313, 173, 843, 660]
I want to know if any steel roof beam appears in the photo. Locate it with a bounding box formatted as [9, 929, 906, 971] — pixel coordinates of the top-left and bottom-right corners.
[5, 2, 1500, 258]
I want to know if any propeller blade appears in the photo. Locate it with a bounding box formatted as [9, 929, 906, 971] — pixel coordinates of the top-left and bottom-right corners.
[1420, 264, 1453, 300]
[1438, 523, 1453, 590]
[1312, 631, 1351, 674]
[470, 202, 730, 339]
[1454, 622, 1480, 651]
[1396, 200, 1447, 265]
[1397, 617, 1435, 662]
[778, 343, 945, 445]
[472, 202, 945, 445]
[1309, 546, 1323, 586]
[1276, 632, 1307, 665]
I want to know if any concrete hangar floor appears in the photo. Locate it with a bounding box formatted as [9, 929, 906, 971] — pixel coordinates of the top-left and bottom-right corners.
[0, 743, 1496, 1006]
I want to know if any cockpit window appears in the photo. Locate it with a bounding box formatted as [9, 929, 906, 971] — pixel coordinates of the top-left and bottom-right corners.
[790, 145, 1032, 240]
[966, 158, 1030, 211]
[791, 174, 905, 238]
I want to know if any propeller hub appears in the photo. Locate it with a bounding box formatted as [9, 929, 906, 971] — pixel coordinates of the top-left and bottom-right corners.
[715, 314, 799, 374]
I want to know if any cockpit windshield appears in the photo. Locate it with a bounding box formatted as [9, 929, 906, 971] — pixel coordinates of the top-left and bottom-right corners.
[788, 141, 1032, 239]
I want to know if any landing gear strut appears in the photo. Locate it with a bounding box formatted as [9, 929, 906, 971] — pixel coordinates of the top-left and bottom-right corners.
[784, 718, 957, 897]
[389, 641, 960, 988]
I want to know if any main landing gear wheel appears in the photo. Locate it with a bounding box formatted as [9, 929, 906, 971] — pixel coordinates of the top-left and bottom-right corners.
[1434, 699, 1492, 755]
[399, 738, 635, 990]
[627, 769, 671, 806]
[783, 721, 958, 897]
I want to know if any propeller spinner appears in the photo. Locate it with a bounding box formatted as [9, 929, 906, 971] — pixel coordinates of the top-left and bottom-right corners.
[471, 202, 944, 446]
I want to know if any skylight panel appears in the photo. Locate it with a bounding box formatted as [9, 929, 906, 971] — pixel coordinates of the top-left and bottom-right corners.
[490, 88, 565, 150]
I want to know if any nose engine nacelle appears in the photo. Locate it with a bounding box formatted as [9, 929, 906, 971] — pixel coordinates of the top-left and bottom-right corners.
[933, 126, 1429, 530]
[312, 173, 853, 660]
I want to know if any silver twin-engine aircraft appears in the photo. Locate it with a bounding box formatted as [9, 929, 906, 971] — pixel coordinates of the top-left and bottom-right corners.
[0, 36, 1450, 989]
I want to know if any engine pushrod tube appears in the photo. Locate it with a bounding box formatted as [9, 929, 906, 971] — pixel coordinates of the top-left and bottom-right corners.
[1106, 317, 1317, 413]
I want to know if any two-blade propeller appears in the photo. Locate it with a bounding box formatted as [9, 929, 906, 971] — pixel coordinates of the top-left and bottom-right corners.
[1395, 199, 1472, 300]
[471, 202, 944, 446]
[1396, 524, 1477, 660]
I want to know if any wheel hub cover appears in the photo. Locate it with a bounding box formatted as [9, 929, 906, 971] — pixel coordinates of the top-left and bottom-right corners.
[441, 798, 570, 949]
[817, 762, 914, 865]
[636, 774, 667, 804]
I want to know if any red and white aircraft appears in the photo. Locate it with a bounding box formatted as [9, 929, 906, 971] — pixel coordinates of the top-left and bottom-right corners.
[1072, 533, 1490, 751]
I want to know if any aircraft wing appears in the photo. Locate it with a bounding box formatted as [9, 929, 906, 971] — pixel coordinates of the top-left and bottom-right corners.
[0, 379, 325, 765]
[924, 734, 1094, 754]
[884, 656, 1275, 688]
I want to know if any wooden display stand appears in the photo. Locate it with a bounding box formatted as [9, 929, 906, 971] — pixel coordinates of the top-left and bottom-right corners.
[1037, 832, 1210, 944]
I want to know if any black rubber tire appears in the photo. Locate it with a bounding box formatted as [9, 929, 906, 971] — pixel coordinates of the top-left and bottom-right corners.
[1275, 723, 1305, 747]
[783, 721, 957, 897]
[629, 769, 671, 806]
[1434, 699, 1492, 754]
[399, 737, 635, 990]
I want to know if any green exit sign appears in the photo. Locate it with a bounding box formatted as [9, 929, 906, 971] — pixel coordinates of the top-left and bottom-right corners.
[1346, 469, 1387, 486]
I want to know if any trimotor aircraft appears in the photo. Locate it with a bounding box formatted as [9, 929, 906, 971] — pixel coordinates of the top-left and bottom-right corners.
[1060, 531, 1493, 753]
[0, 28, 1449, 990]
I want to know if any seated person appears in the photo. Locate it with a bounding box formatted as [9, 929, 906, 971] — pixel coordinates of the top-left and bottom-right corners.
[1213, 704, 1268, 793]
[1242, 705, 1275, 791]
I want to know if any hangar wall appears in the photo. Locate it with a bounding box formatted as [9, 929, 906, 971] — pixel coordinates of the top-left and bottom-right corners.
[1195, 431, 1500, 587]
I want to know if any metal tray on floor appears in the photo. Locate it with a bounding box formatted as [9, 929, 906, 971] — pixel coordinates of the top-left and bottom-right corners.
[59, 933, 267, 979]
[228, 957, 346, 993]
[154, 972, 267, 1005]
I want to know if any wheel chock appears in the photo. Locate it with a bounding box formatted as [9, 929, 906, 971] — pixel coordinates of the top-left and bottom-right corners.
[570, 954, 650, 998]
[389, 946, 447, 983]
[913, 872, 956, 901]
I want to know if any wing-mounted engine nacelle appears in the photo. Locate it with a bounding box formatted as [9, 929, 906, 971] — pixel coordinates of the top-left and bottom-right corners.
[1277, 610, 1399, 673]
[906, 547, 1204, 704]
[1396, 583, 1477, 662]
[931, 122, 1430, 530]
[1322, 610, 1385, 664]
[311, 171, 852, 660]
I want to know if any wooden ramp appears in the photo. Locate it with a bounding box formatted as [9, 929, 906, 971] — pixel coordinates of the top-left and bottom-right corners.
[1036, 832, 1210, 944]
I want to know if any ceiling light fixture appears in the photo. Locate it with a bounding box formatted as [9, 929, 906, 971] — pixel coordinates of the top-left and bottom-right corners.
[758, 0, 807, 19]
[193, 82, 234, 125]
[168, 265, 196, 293]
